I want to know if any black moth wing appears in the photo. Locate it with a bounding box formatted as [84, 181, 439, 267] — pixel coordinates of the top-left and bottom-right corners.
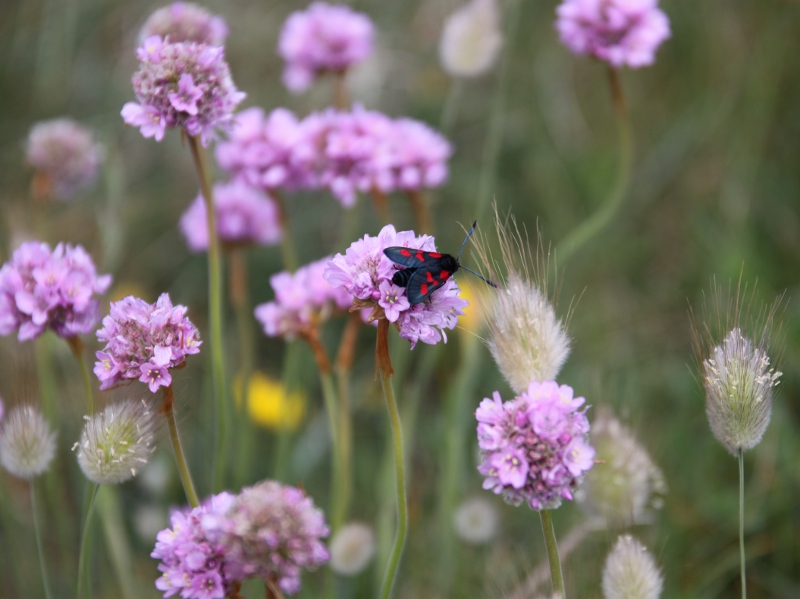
[383, 246, 433, 268]
[404, 254, 459, 305]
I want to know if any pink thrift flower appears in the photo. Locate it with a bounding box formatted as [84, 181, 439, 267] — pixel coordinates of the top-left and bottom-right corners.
[556, 0, 670, 68]
[0, 241, 111, 341]
[477, 380, 595, 511]
[122, 36, 245, 145]
[255, 256, 352, 340]
[26, 119, 103, 201]
[324, 224, 468, 348]
[179, 181, 282, 252]
[278, 2, 374, 93]
[94, 293, 201, 392]
[138, 2, 229, 46]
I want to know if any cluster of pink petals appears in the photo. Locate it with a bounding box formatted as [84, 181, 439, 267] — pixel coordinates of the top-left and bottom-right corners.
[94, 293, 201, 392]
[26, 118, 103, 201]
[254, 256, 352, 340]
[556, 0, 670, 68]
[324, 224, 467, 348]
[477, 381, 595, 511]
[138, 2, 229, 46]
[122, 36, 245, 145]
[0, 241, 111, 341]
[152, 481, 329, 598]
[216, 106, 452, 208]
[179, 181, 282, 252]
[279, 2, 374, 93]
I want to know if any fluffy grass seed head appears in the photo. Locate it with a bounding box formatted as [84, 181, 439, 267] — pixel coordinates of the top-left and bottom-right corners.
[0, 404, 57, 478]
[472, 213, 571, 394]
[439, 0, 503, 78]
[453, 496, 499, 544]
[602, 535, 663, 599]
[329, 522, 376, 576]
[691, 282, 784, 455]
[579, 406, 666, 527]
[74, 398, 157, 484]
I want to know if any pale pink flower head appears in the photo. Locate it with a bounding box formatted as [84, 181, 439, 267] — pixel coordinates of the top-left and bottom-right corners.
[94, 293, 201, 392]
[122, 36, 245, 145]
[179, 181, 282, 252]
[477, 380, 595, 511]
[279, 2, 375, 93]
[556, 0, 670, 68]
[26, 118, 103, 201]
[138, 2, 228, 46]
[323, 224, 468, 348]
[0, 241, 112, 341]
[255, 256, 352, 340]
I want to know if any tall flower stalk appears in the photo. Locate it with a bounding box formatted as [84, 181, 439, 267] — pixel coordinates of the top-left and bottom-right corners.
[540, 510, 565, 598]
[163, 384, 200, 507]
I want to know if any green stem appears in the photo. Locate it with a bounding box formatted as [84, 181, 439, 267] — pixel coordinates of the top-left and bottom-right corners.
[739, 448, 747, 599]
[556, 67, 633, 265]
[319, 370, 347, 532]
[335, 366, 353, 533]
[539, 510, 565, 599]
[98, 487, 138, 599]
[163, 385, 200, 507]
[187, 134, 229, 491]
[439, 78, 464, 135]
[272, 190, 299, 272]
[378, 369, 408, 599]
[30, 479, 54, 599]
[35, 336, 58, 421]
[77, 482, 99, 599]
[66, 335, 94, 415]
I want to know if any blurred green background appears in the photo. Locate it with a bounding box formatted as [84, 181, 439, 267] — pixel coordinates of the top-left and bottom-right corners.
[1, 0, 799, 598]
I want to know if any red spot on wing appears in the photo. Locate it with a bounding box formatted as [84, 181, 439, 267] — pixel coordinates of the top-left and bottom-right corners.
[400, 249, 412, 257]
[429, 252, 442, 258]
[415, 251, 425, 262]
[420, 283, 429, 296]
[439, 270, 450, 280]
[426, 271, 434, 283]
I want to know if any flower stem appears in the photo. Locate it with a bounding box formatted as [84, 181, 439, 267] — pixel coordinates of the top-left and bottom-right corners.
[377, 321, 407, 599]
[407, 190, 432, 234]
[187, 134, 229, 491]
[556, 66, 633, 265]
[739, 447, 747, 599]
[319, 369, 347, 532]
[66, 335, 94, 415]
[162, 384, 200, 507]
[539, 509, 565, 599]
[30, 478, 54, 599]
[272, 190, 299, 272]
[77, 482, 99, 599]
[333, 71, 349, 110]
[439, 78, 464, 135]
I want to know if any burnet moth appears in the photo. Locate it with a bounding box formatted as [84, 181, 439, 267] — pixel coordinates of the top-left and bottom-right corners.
[383, 220, 497, 305]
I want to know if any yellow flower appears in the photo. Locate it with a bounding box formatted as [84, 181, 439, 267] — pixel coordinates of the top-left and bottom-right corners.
[235, 371, 306, 431]
[458, 281, 484, 335]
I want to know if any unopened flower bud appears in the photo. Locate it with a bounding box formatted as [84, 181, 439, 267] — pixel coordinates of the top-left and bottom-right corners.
[602, 535, 663, 599]
[75, 398, 157, 484]
[0, 405, 57, 478]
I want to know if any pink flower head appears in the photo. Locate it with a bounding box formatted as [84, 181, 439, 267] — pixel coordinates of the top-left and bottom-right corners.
[179, 181, 282, 252]
[26, 119, 103, 201]
[0, 241, 111, 341]
[556, 0, 670, 68]
[122, 36, 245, 145]
[255, 256, 352, 340]
[324, 224, 468, 348]
[203, 480, 329, 594]
[138, 2, 229, 46]
[94, 293, 201, 392]
[477, 380, 595, 511]
[278, 2, 374, 93]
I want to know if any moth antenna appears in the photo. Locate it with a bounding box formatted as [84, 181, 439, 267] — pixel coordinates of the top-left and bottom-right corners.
[460, 266, 498, 288]
[456, 220, 478, 261]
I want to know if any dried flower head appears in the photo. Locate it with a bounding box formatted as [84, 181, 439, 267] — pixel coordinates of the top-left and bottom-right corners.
[439, 0, 503, 78]
[74, 398, 157, 484]
[0, 405, 57, 478]
[0, 241, 112, 342]
[556, 0, 671, 69]
[453, 496, 499, 544]
[138, 2, 228, 46]
[278, 2, 375, 93]
[602, 535, 663, 599]
[477, 381, 594, 511]
[179, 181, 282, 251]
[329, 522, 376, 576]
[473, 215, 571, 394]
[94, 293, 202, 392]
[691, 283, 783, 455]
[122, 36, 245, 145]
[579, 406, 666, 526]
[26, 118, 103, 201]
